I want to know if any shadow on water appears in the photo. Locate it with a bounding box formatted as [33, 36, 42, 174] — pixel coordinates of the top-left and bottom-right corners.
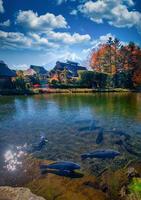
[41, 169, 84, 178]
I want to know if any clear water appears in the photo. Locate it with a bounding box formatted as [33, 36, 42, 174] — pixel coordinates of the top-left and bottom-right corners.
[0, 93, 141, 183]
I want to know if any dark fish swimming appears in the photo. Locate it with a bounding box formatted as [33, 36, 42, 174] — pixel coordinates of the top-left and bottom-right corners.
[32, 136, 48, 151]
[40, 161, 80, 172]
[96, 129, 104, 144]
[112, 130, 131, 141]
[23, 136, 48, 153]
[78, 127, 90, 132]
[81, 149, 120, 160]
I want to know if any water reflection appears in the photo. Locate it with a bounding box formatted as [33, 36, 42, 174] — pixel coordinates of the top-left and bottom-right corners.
[4, 145, 27, 172]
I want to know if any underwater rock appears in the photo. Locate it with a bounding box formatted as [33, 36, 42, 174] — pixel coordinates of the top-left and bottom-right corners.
[0, 186, 45, 200]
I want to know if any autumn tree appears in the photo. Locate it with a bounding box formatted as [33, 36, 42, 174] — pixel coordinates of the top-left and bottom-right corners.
[89, 37, 141, 89]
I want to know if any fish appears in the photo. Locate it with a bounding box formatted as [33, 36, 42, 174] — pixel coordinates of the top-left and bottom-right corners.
[40, 161, 80, 172]
[78, 127, 90, 132]
[112, 130, 131, 141]
[81, 149, 120, 160]
[23, 136, 48, 153]
[41, 169, 84, 178]
[96, 129, 104, 144]
[75, 119, 91, 124]
[32, 136, 48, 151]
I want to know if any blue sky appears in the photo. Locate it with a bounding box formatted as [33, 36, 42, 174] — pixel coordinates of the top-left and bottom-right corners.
[0, 0, 141, 70]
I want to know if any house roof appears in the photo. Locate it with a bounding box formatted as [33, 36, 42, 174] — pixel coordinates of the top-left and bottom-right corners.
[54, 61, 87, 77]
[0, 61, 16, 77]
[30, 65, 47, 75]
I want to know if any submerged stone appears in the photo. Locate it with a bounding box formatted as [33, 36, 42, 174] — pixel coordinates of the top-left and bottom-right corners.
[0, 186, 45, 200]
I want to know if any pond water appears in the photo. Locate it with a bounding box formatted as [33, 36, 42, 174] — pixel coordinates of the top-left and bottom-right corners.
[0, 93, 141, 184]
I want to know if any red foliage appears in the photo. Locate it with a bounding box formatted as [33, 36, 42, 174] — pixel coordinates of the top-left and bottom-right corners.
[90, 41, 141, 77]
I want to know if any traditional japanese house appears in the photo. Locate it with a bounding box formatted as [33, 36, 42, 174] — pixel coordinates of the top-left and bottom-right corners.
[0, 61, 16, 89]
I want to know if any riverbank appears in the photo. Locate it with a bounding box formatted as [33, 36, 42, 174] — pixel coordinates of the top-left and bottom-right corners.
[37, 88, 132, 94]
[0, 88, 139, 96]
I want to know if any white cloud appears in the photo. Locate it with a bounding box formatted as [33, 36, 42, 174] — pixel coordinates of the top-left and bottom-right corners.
[79, 0, 141, 34]
[0, 28, 91, 51]
[70, 9, 78, 15]
[81, 33, 115, 57]
[46, 31, 91, 45]
[42, 49, 85, 70]
[91, 33, 115, 48]
[16, 10, 68, 32]
[55, 0, 88, 5]
[0, 0, 4, 13]
[13, 64, 29, 70]
[55, 0, 77, 5]
[0, 30, 58, 50]
[109, 5, 141, 28]
[0, 31, 32, 49]
[0, 20, 10, 27]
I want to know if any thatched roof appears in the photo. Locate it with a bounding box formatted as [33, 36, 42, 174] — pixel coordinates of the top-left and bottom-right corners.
[30, 65, 47, 75]
[0, 61, 16, 77]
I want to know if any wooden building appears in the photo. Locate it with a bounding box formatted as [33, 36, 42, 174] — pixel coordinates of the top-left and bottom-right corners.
[0, 61, 16, 89]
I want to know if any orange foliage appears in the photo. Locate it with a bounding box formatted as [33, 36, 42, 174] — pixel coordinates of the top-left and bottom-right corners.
[90, 40, 141, 78]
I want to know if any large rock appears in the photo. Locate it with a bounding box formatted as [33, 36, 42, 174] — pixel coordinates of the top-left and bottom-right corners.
[0, 186, 45, 200]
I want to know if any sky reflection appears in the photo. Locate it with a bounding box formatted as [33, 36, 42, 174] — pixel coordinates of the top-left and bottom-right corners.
[4, 145, 27, 172]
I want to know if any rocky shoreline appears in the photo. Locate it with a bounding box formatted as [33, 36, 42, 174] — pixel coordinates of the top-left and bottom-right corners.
[0, 186, 45, 200]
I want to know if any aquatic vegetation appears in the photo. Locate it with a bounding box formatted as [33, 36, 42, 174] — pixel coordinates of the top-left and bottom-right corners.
[27, 174, 107, 200]
[129, 178, 141, 193]
[100, 169, 128, 200]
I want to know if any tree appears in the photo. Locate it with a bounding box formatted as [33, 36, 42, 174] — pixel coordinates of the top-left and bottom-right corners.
[60, 67, 70, 84]
[79, 71, 108, 88]
[107, 37, 113, 74]
[89, 38, 141, 89]
[132, 68, 141, 87]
